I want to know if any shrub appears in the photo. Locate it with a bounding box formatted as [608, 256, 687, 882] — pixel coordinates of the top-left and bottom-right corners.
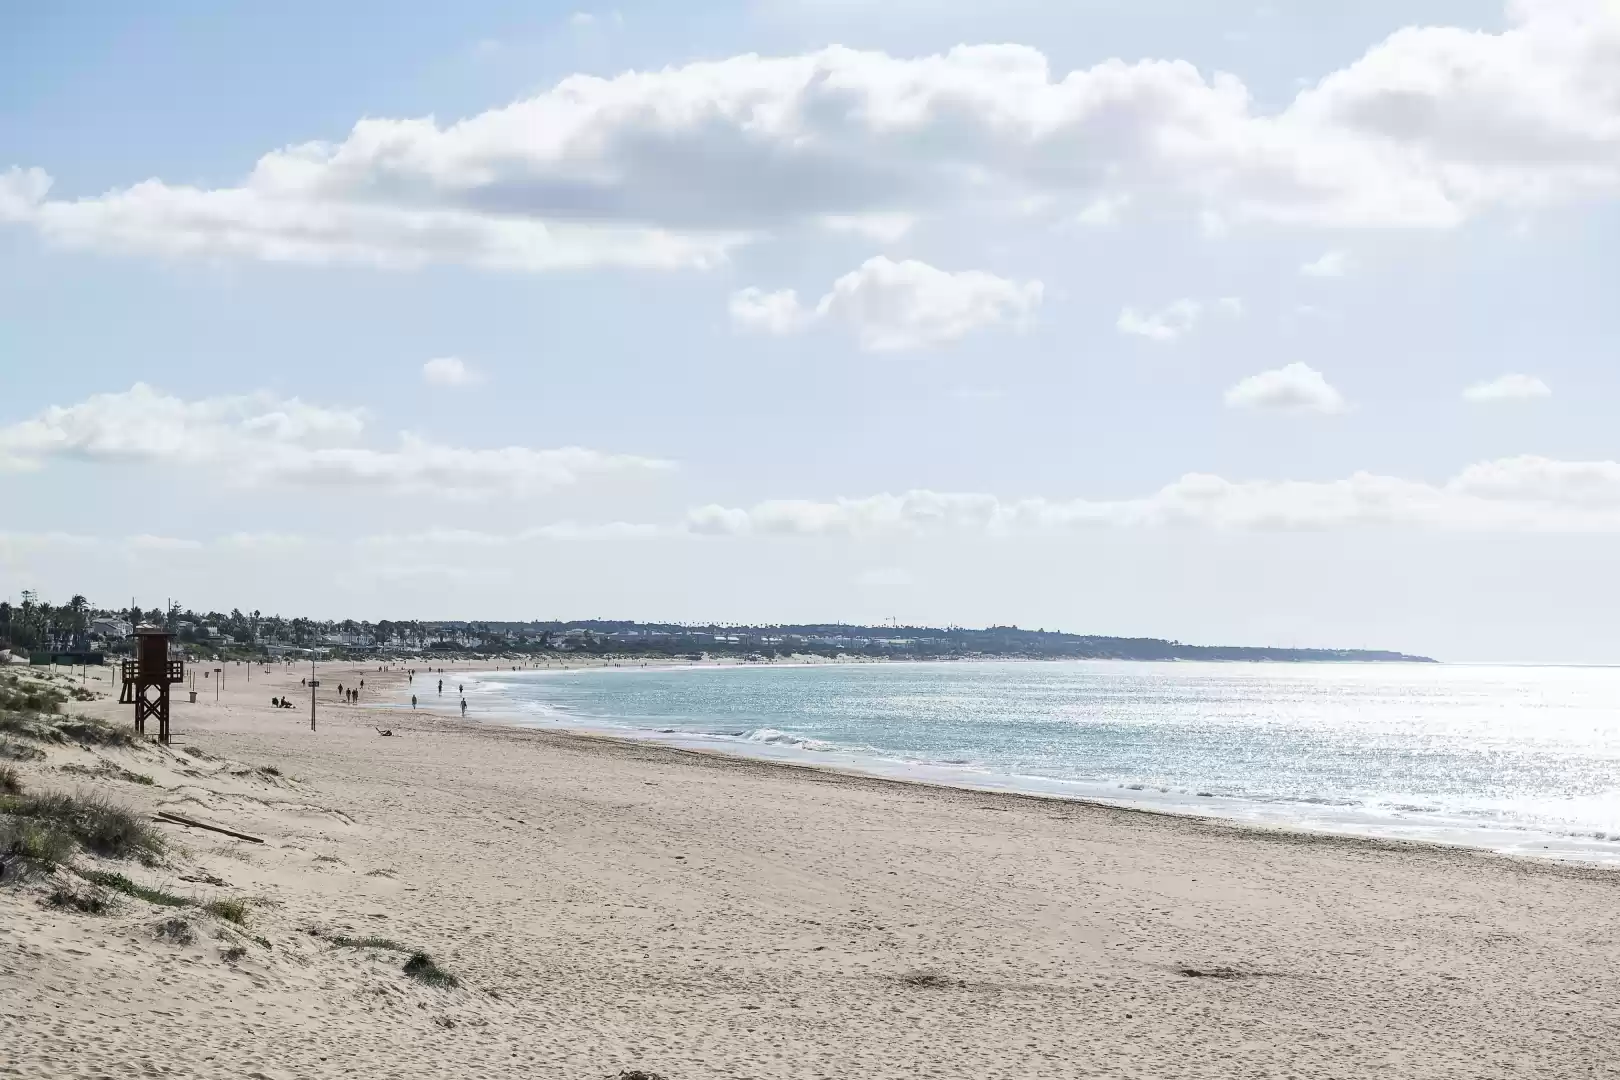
[45, 881, 110, 914]
[1, 791, 163, 861]
[1, 819, 76, 867]
[79, 869, 191, 908]
[204, 897, 250, 925]
[0, 765, 21, 794]
[51, 717, 137, 748]
[402, 952, 459, 988]
[155, 917, 195, 945]
[0, 739, 44, 762]
[330, 934, 407, 951]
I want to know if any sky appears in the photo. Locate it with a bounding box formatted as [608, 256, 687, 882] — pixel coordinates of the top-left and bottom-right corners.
[3, 0, 1620, 662]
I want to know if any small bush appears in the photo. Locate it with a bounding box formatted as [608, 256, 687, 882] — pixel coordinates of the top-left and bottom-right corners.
[204, 897, 249, 925]
[79, 869, 191, 908]
[155, 917, 195, 945]
[220, 945, 248, 962]
[0, 765, 21, 794]
[1, 790, 164, 861]
[1, 819, 76, 867]
[259, 765, 282, 777]
[45, 881, 110, 913]
[52, 717, 137, 749]
[0, 682, 64, 714]
[331, 934, 408, 951]
[402, 951, 459, 988]
[0, 739, 44, 762]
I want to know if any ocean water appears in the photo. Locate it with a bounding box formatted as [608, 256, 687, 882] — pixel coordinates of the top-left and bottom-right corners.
[475, 660, 1620, 863]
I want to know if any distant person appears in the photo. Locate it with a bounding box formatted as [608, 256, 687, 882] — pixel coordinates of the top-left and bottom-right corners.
[458, 683, 463, 693]
[438, 679, 443, 695]
[460, 697, 467, 717]
[411, 694, 417, 709]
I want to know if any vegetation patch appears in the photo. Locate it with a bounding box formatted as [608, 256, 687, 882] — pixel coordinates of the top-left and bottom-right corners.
[897, 970, 964, 989]
[220, 945, 248, 962]
[0, 738, 45, 762]
[79, 869, 192, 908]
[330, 934, 409, 951]
[45, 881, 111, 914]
[259, 765, 282, 777]
[0, 765, 22, 794]
[1, 818, 76, 873]
[59, 762, 155, 785]
[402, 951, 460, 988]
[51, 717, 138, 749]
[203, 897, 250, 925]
[155, 917, 195, 945]
[0, 790, 164, 862]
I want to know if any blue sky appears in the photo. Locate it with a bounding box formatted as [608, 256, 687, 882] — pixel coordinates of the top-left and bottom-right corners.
[4, 1, 1620, 661]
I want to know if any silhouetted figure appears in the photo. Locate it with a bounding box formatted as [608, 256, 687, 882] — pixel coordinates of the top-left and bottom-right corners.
[411, 694, 417, 708]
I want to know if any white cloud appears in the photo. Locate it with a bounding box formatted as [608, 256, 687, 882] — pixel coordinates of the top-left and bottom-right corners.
[569, 11, 596, 26]
[1075, 193, 1132, 227]
[818, 212, 916, 242]
[681, 455, 1620, 537]
[1463, 373, 1551, 402]
[1300, 249, 1351, 277]
[5, 4, 1618, 270]
[1117, 299, 1202, 342]
[732, 256, 1043, 351]
[0, 384, 670, 498]
[1224, 362, 1346, 413]
[421, 356, 483, 387]
[728, 287, 814, 336]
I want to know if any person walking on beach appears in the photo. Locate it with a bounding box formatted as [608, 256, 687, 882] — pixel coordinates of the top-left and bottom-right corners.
[438, 679, 443, 695]
[411, 694, 417, 708]
[460, 696, 467, 717]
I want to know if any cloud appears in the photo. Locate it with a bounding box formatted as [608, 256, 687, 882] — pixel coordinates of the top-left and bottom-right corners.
[569, 11, 596, 26]
[732, 256, 1043, 351]
[1117, 297, 1240, 342]
[4, 4, 1618, 270]
[729, 287, 814, 336]
[1075, 193, 1132, 227]
[1300, 249, 1351, 277]
[421, 356, 483, 387]
[681, 455, 1620, 536]
[1224, 362, 1346, 413]
[1463, 373, 1551, 402]
[0, 384, 670, 498]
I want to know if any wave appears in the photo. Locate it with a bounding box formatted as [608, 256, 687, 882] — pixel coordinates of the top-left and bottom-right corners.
[735, 727, 840, 752]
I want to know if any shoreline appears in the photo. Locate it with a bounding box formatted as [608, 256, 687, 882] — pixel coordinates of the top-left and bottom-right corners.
[459, 662, 1620, 868]
[5, 659, 1618, 1077]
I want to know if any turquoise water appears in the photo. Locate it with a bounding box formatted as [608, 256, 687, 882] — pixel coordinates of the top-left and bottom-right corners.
[476, 660, 1620, 863]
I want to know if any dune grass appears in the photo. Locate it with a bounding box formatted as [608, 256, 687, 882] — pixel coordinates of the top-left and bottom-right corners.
[45, 881, 111, 914]
[402, 951, 460, 988]
[0, 790, 163, 862]
[79, 869, 191, 908]
[0, 765, 20, 794]
[203, 897, 250, 925]
[330, 933, 409, 951]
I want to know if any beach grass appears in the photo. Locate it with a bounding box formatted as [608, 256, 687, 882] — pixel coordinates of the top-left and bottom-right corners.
[402, 951, 459, 988]
[79, 869, 191, 908]
[0, 790, 164, 862]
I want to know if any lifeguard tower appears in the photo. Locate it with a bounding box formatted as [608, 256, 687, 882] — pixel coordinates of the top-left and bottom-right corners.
[119, 624, 184, 744]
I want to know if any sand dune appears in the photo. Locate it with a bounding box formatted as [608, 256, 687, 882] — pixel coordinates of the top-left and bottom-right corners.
[2, 659, 1617, 1079]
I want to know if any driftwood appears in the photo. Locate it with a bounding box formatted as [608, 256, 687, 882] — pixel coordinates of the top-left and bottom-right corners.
[154, 810, 265, 844]
[375, 727, 394, 737]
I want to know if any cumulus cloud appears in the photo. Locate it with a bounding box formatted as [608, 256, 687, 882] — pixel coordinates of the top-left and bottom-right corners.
[4, 3, 1618, 270]
[421, 356, 483, 386]
[1224, 362, 1346, 413]
[1463, 373, 1551, 402]
[731, 256, 1042, 351]
[1300, 249, 1351, 277]
[0, 384, 670, 498]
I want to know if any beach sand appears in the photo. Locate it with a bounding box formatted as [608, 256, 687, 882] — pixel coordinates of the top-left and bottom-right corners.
[3, 659, 1618, 1079]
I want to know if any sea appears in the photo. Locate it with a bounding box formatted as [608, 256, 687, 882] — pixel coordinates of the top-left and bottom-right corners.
[470, 660, 1620, 864]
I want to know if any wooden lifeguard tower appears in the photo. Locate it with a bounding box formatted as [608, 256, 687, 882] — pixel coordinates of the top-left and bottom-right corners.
[119, 624, 184, 744]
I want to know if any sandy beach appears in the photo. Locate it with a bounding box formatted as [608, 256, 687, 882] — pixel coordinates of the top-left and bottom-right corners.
[3, 658, 1619, 1079]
